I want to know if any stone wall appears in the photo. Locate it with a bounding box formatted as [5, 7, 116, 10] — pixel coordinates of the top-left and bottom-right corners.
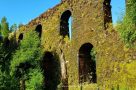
[16, 0, 136, 89]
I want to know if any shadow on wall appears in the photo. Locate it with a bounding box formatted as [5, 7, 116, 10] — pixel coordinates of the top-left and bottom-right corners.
[41, 51, 61, 90]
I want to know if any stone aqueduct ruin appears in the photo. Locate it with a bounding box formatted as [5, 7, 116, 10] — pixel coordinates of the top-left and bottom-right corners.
[16, 0, 136, 89]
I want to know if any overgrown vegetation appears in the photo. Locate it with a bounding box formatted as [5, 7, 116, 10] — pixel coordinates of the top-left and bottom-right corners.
[117, 0, 136, 46]
[0, 17, 18, 90]
[0, 17, 44, 89]
[1, 0, 136, 89]
[10, 31, 43, 90]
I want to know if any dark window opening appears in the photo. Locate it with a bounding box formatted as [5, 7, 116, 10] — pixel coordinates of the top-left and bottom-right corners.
[19, 33, 23, 40]
[103, 0, 112, 29]
[78, 43, 96, 83]
[60, 10, 72, 38]
[35, 24, 42, 37]
[18, 33, 23, 43]
[41, 52, 61, 90]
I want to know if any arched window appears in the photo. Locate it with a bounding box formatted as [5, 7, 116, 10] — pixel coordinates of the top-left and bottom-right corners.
[42, 52, 61, 90]
[35, 24, 42, 37]
[78, 43, 96, 83]
[103, 0, 126, 29]
[111, 0, 126, 24]
[103, 0, 112, 29]
[60, 10, 72, 39]
[19, 33, 23, 40]
[18, 33, 23, 43]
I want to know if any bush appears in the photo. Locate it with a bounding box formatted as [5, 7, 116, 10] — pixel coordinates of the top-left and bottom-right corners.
[25, 68, 43, 90]
[10, 30, 43, 90]
[0, 37, 19, 90]
[117, 0, 136, 46]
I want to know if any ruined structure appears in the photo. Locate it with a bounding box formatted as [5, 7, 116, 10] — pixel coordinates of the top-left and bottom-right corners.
[16, 0, 136, 89]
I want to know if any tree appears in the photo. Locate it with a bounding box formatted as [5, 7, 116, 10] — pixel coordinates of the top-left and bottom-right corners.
[0, 24, 1, 35]
[126, 0, 136, 25]
[0, 39, 19, 90]
[10, 24, 17, 32]
[10, 30, 43, 90]
[117, 0, 136, 46]
[1, 17, 10, 38]
[0, 25, 2, 41]
[0, 17, 20, 90]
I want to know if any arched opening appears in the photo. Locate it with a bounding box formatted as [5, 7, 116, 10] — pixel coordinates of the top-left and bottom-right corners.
[42, 52, 61, 90]
[19, 33, 23, 40]
[103, 0, 126, 28]
[60, 10, 72, 39]
[78, 43, 96, 83]
[35, 24, 42, 37]
[103, 0, 112, 29]
[111, 0, 126, 24]
[18, 33, 23, 43]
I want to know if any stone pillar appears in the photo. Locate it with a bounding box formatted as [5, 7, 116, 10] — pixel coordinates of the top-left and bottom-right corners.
[60, 50, 68, 90]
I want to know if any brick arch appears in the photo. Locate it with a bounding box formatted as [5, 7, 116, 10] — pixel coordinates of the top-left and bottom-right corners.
[78, 43, 97, 83]
[60, 10, 72, 38]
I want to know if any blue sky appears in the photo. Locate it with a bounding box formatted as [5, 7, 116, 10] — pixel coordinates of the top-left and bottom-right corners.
[0, 0, 125, 26]
[0, 0, 60, 26]
[111, 0, 126, 24]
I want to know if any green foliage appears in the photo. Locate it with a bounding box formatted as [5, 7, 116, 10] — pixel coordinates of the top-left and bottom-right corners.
[0, 43, 3, 61]
[90, 48, 96, 62]
[10, 30, 43, 90]
[10, 30, 42, 75]
[0, 70, 19, 90]
[26, 68, 43, 90]
[127, 0, 136, 24]
[1, 17, 10, 38]
[10, 24, 17, 32]
[0, 37, 19, 90]
[0, 24, 1, 35]
[117, 0, 136, 46]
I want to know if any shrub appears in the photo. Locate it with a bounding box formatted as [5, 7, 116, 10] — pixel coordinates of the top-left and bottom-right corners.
[117, 0, 136, 46]
[10, 30, 43, 90]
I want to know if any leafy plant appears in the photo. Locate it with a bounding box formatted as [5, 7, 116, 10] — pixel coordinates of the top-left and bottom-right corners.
[117, 0, 136, 46]
[1, 17, 10, 38]
[10, 30, 43, 90]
